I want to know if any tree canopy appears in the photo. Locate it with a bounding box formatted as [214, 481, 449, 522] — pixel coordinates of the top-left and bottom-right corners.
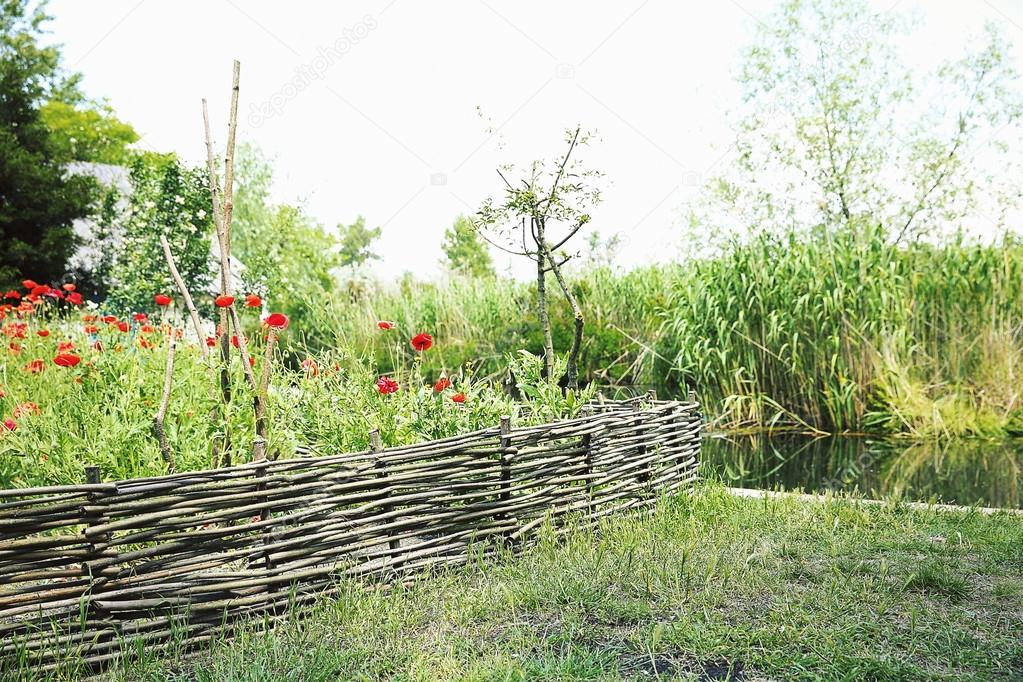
[0, 0, 95, 286]
[441, 215, 494, 278]
[693, 0, 1023, 251]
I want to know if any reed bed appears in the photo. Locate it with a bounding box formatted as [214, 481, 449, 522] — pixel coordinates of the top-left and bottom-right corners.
[0, 398, 701, 676]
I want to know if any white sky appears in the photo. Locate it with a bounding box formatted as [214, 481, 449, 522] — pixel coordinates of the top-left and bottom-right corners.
[45, 0, 1023, 278]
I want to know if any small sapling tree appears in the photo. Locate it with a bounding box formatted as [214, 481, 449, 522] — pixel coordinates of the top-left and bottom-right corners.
[475, 126, 603, 390]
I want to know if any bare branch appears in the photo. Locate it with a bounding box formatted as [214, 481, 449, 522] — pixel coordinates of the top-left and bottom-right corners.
[159, 235, 207, 361]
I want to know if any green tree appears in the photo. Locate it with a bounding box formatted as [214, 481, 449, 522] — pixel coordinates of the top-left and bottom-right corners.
[693, 0, 1023, 251]
[0, 0, 96, 286]
[336, 215, 381, 267]
[441, 215, 494, 278]
[102, 155, 215, 313]
[477, 126, 604, 389]
[40, 99, 139, 165]
[232, 143, 341, 347]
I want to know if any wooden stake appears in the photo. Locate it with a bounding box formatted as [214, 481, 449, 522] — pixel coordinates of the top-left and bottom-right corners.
[152, 315, 178, 472]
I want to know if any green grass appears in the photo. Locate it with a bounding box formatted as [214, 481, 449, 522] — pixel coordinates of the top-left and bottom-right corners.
[91, 484, 1023, 681]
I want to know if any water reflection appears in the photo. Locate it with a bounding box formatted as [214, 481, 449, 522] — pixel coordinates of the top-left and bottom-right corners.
[701, 434, 1023, 509]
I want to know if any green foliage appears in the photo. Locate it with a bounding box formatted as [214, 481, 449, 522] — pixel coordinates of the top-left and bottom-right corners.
[39, 99, 139, 165]
[301, 266, 669, 393]
[692, 0, 1023, 250]
[0, 0, 96, 286]
[337, 215, 381, 268]
[441, 215, 494, 278]
[509, 350, 595, 421]
[232, 143, 341, 346]
[658, 226, 1023, 437]
[100, 155, 215, 314]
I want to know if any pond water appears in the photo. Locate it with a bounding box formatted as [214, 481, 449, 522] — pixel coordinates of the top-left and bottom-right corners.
[701, 433, 1023, 509]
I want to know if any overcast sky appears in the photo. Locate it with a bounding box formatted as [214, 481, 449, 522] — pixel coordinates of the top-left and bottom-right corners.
[45, 0, 1023, 277]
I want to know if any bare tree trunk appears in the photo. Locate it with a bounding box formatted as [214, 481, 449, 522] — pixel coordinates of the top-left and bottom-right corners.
[152, 314, 177, 471]
[534, 217, 555, 379]
[543, 241, 583, 391]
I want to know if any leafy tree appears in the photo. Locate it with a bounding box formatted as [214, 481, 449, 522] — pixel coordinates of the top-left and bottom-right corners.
[693, 0, 1023, 251]
[40, 99, 139, 165]
[0, 0, 96, 286]
[337, 215, 381, 267]
[442, 215, 494, 278]
[101, 155, 215, 313]
[232, 143, 342, 347]
[476, 126, 604, 389]
[581, 230, 622, 269]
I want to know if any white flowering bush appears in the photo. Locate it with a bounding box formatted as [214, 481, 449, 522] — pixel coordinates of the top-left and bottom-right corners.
[99, 154, 215, 314]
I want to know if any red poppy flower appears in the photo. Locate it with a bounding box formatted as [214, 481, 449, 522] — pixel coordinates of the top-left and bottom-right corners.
[215, 294, 235, 308]
[244, 294, 262, 308]
[248, 356, 255, 367]
[13, 402, 39, 417]
[116, 321, 129, 333]
[24, 359, 43, 373]
[410, 332, 433, 351]
[21, 279, 37, 290]
[101, 315, 117, 324]
[154, 294, 172, 306]
[82, 314, 97, 322]
[434, 377, 451, 392]
[8, 342, 21, 353]
[132, 312, 148, 322]
[4, 290, 20, 300]
[54, 353, 81, 368]
[58, 341, 74, 352]
[231, 335, 241, 348]
[377, 320, 394, 330]
[62, 283, 76, 292]
[139, 338, 153, 349]
[36, 329, 49, 337]
[2, 419, 15, 432]
[140, 324, 155, 334]
[264, 313, 289, 330]
[66, 292, 82, 305]
[301, 358, 319, 376]
[205, 336, 217, 347]
[451, 392, 466, 404]
[84, 325, 99, 334]
[376, 376, 399, 395]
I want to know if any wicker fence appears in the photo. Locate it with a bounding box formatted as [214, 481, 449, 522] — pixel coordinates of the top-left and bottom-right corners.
[0, 398, 701, 674]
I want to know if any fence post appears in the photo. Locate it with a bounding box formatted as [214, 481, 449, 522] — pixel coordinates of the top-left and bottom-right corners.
[633, 403, 651, 488]
[255, 460, 273, 573]
[371, 429, 400, 554]
[499, 416, 512, 507]
[83, 465, 108, 623]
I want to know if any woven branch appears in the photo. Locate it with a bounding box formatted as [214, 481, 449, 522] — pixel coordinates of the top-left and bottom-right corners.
[0, 399, 701, 675]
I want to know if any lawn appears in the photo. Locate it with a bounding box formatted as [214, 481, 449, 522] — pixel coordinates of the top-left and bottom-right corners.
[98, 484, 1023, 682]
